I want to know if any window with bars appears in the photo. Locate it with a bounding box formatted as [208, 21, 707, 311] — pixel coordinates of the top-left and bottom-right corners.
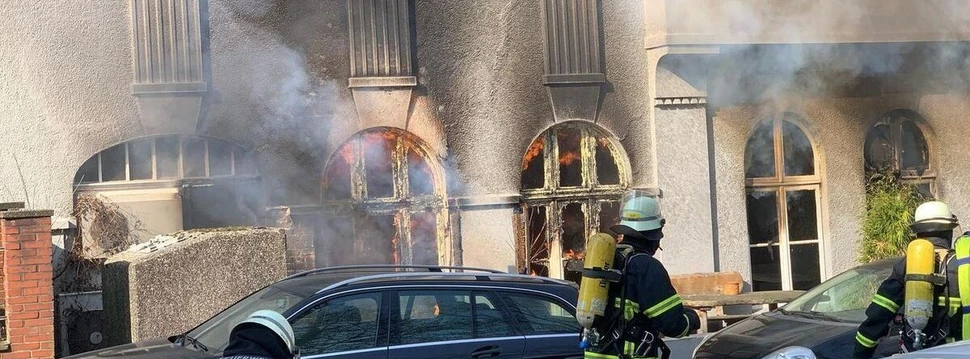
[864, 110, 935, 198]
[744, 114, 825, 292]
[320, 127, 446, 267]
[519, 123, 629, 283]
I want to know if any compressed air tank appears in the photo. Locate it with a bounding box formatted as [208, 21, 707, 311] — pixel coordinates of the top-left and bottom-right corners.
[905, 239, 935, 332]
[576, 233, 617, 329]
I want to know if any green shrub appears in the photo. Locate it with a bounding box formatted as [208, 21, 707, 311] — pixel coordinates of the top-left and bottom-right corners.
[859, 171, 925, 263]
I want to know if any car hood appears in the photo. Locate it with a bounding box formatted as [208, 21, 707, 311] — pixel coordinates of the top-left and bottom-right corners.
[63, 338, 214, 359]
[693, 312, 857, 359]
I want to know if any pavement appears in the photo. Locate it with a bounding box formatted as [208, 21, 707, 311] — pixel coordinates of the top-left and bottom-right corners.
[666, 334, 708, 359]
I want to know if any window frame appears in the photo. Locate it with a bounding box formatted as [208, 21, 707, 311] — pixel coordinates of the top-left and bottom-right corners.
[519, 122, 630, 281]
[744, 116, 826, 291]
[320, 128, 450, 267]
[863, 111, 937, 197]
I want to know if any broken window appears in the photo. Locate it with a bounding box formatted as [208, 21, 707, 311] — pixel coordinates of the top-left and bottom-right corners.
[72, 135, 262, 257]
[520, 123, 628, 283]
[744, 114, 824, 291]
[864, 110, 936, 197]
[321, 127, 446, 267]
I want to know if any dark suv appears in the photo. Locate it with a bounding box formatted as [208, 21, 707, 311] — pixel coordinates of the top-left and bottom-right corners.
[67, 265, 584, 359]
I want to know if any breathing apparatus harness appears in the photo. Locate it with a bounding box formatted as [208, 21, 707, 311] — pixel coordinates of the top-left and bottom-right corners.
[580, 244, 671, 359]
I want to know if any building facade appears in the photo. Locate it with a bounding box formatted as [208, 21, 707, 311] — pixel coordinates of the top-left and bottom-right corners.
[4, 0, 970, 352]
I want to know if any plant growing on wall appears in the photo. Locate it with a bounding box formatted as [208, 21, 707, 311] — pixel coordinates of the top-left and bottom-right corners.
[859, 170, 925, 263]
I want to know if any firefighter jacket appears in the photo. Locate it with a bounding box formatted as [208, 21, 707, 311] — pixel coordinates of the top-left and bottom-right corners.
[853, 235, 969, 359]
[585, 244, 701, 359]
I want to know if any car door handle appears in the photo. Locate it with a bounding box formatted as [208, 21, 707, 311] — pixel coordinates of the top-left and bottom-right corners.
[471, 345, 502, 358]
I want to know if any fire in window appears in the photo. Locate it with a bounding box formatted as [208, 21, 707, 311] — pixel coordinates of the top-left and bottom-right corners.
[320, 127, 447, 267]
[519, 122, 629, 282]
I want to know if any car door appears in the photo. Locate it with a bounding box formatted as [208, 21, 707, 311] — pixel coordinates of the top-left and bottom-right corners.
[498, 291, 583, 359]
[288, 291, 388, 359]
[387, 289, 526, 359]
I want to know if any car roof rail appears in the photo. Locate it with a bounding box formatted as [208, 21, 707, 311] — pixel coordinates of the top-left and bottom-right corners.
[316, 272, 571, 294]
[283, 264, 506, 280]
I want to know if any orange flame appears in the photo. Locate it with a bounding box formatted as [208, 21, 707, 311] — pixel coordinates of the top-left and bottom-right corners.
[522, 137, 545, 170]
[563, 249, 585, 260]
[559, 151, 581, 166]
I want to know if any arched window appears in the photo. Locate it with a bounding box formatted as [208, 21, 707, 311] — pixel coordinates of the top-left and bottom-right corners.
[744, 114, 824, 291]
[320, 127, 447, 266]
[73, 135, 262, 257]
[864, 110, 935, 198]
[519, 122, 629, 282]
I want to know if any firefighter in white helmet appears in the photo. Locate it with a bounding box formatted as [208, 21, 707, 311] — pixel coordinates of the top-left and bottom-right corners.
[853, 201, 970, 359]
[582, 190, 700, 359]
[223, 310, 300, 359]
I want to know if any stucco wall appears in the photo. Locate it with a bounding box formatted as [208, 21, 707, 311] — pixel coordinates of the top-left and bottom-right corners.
[711, 93, 944, 287]
[0, 1, 143, 217]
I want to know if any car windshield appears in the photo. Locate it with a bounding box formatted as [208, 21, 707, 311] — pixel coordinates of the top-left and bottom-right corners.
[184, 284, 308, 353]
[781, 261, 894, 323]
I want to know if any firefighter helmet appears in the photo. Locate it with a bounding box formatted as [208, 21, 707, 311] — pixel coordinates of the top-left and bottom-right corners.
[910, 201, 958, 234]
[610, 190, 665, 240]
[240, 310, 299, 358]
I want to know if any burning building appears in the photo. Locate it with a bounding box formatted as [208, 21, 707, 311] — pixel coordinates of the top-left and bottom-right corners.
[4, 0, 970, 354]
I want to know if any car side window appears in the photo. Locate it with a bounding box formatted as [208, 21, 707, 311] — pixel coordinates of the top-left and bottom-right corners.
[291, 292, 382, 355]
[394, 290, 474, 345]
[500, 292, 579, 335]
[473, 292, 516, 338]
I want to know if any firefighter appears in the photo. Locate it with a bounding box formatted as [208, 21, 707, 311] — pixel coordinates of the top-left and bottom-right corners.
[582, 190, 700, 359]
[853, 201, 967, 359]
[223, 310, 300, 359]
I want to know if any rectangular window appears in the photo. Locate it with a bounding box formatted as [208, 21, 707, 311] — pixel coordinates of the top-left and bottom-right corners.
[394, 290, 473, 345]
[500, 293, 579, 335]
[128, 138, 154, 180]
[291, 292, 382, 356]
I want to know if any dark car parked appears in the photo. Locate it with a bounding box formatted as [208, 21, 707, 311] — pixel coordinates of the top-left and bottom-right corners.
[693, 258, 899, 359]
[66, 265, 584, 359]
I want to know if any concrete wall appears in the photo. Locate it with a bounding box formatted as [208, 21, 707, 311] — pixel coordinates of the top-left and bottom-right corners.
[103, 228, 286, 345]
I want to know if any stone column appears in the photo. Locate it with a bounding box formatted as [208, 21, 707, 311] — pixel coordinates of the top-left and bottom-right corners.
[0, 203, 55, 359]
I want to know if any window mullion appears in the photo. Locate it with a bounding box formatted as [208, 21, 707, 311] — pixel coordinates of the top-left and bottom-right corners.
[393, 136, 408, 201]
[397, 210, 412, 265]
[774, 118, 785, 182]
[151, 138, 158, 180]
[583, 127, 596, 189]
[777, 187, 793, 291]
[352, 135, 367, 201]
[548, 201, 564, 279]
[548, 131, 559, 192]
[813, 185, 826, 281]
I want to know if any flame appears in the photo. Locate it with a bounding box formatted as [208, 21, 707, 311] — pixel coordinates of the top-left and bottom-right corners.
[522, 137, 545, 170]
[338, 143, 354, 165]
[559, 151, 581, 166]
[563, 249, 585, 260]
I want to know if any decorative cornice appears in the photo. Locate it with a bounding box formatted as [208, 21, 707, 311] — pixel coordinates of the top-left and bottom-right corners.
[655, 97, 708, 108]
[348, 76, 417, 89]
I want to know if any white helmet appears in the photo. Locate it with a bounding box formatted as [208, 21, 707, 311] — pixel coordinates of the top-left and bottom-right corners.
[240, 310, 298, 357]
[911, 201, 958, 233]
[611, 190, 665, 240]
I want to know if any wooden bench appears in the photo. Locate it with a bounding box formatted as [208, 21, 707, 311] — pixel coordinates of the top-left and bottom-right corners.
[670, 271, 803, 333]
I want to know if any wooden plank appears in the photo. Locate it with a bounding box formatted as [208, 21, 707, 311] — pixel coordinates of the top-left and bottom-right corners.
[683, 290, 805, 308]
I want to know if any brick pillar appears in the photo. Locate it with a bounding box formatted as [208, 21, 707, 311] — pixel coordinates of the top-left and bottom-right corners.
[0, 203, 55, 359]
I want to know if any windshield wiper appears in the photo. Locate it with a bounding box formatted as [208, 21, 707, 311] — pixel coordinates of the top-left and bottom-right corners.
[780, 309, 847, 323]
[179, 334, 209, 352]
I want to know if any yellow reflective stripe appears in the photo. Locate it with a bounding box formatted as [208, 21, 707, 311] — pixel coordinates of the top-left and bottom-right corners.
[872, 294, 900, 313]
[584, 352, 620, 359]
[956, 236, 970, 341]
[676, 313, 690, 338]
[856, 332, 877, 348]
[645, 294, 682, 318]
[624, 341, 635, 355]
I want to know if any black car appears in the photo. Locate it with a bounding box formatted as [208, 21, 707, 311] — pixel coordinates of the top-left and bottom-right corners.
[693, 258, 898, 359]
[67, 265, 584, 359]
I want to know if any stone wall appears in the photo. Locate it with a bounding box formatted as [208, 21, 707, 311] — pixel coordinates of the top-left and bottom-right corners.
[102, 228, 286, 345]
